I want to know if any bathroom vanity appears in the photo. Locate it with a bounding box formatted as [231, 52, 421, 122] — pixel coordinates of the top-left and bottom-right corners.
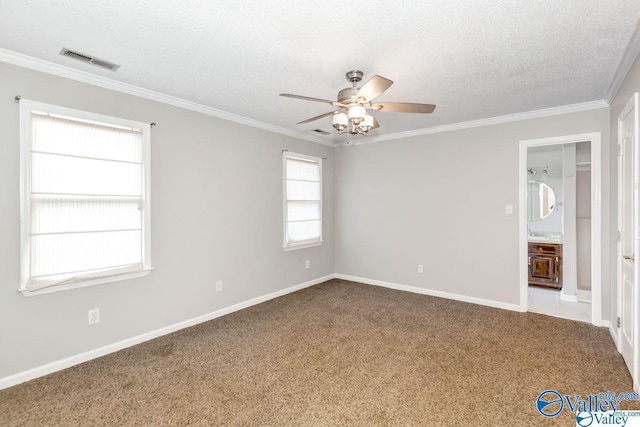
[528, 240, 563, 289]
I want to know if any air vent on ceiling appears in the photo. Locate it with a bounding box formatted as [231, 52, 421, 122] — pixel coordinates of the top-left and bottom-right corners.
[312, 129, 331, 135]
[59, 47, 120, 71]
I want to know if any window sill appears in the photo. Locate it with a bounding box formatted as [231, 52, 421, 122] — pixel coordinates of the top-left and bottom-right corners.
[283, 242, 322, 251]
[18, 268, 153, 297]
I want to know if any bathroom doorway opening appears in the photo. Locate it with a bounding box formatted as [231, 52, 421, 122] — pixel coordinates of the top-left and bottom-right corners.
[518, 133, 603, 326]
[526, 142, 592, 322]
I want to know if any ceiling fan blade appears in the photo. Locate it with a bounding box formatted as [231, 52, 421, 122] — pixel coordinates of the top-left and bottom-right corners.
[296, 111, 336, 125]
[372, 102, 436, 113]
[280, 93, 335, 105]
[357, 75, 393, 102]
[372, 117, 380, 129]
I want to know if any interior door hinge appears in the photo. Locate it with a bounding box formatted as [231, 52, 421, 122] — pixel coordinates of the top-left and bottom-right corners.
[617, 316, 621, 328]
[618, 144, 622, 156]
[618, 230, 621, 242]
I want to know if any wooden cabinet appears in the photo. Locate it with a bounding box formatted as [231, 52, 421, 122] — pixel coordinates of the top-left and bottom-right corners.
[528, 242, 563, 289]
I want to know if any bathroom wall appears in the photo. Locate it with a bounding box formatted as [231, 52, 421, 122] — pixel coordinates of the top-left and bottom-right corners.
[576, 143, 592, 294]
[562, 144, 578, 299]
[527, 146, 563, 234]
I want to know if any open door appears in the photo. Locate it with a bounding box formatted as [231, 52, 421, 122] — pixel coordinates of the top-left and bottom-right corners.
[618, 92, 639, 387]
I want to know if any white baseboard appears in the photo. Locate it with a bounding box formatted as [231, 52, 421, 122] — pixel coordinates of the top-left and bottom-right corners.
[576, 289, 592, 303]
[334, 274, 524, 312]
[0, 274, 334, 391]
[600, 319, 611, 328]
[610, 323, 618, 348]
[560, 293, 579, 303]
[0, 273, 567, 390]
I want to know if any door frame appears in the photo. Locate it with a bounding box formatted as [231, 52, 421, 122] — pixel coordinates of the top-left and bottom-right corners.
[518, 132, 603, 326]
[617, 92, 639, 391]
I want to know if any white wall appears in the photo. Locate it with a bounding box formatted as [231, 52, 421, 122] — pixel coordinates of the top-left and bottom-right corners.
[609, 51, 640, 330]
[335, 108, 610, 308]
[562, 144, 578, 299]
[577, 169, 592, 291]
[0, 62, 334, 379]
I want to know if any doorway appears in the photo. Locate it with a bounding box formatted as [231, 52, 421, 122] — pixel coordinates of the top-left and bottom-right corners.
[518, 133, 603, 326]
[526, 142, 592, 321]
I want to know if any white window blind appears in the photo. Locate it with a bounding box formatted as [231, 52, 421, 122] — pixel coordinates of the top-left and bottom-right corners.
[283, 152, 322, 249]
[20, 101, 151, 293]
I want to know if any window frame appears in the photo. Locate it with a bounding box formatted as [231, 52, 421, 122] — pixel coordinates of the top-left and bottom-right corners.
[282, 151, 323, 251]
[19, 100, 152, 296]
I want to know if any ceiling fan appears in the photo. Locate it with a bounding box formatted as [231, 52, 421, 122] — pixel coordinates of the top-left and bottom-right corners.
[280, 70, 435, 136]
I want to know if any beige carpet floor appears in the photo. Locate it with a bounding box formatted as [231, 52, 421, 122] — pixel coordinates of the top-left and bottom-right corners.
[1, 279, 638, 426]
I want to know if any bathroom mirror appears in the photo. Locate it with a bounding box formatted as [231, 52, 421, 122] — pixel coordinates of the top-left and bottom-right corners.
[528, 181, 556, 221]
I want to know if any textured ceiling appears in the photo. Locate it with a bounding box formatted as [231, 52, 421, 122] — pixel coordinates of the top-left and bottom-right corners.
[0, 0, 638, 144]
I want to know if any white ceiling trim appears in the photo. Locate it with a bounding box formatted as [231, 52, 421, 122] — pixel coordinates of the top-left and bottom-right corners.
[0, 48, 333, 147]
[605, 22, 640, 104]
[341, 99, 609, 147]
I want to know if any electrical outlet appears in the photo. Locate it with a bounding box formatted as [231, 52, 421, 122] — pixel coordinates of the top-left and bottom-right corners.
[88, 308, 100, 325]
[305, 260, 310, 269]
[418, 265, 424, 274]
[216, 280, 223, 292]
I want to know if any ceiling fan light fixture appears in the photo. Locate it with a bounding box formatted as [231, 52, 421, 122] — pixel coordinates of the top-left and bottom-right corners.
[332, 112, 348, 133]
[348, 105, 366, 124]
[358, 114, 374, 133]
[280, 70, 435, 137]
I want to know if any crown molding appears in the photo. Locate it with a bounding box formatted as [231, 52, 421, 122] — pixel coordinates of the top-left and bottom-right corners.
[605, 22, 640, 104]
[1, 48, 615, 149]
[340, 99, 609, 147]
[0, 48, 334, 147]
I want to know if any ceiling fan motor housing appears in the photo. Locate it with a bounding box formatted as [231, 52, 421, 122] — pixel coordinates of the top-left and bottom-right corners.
[346, 70, 363, 83]
[337, 87, 362, 104]
[339, 70, 365, 104]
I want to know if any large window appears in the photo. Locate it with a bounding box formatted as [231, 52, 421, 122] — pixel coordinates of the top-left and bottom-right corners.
[19, 100, 151, 295]
[283, 152, 323, 250]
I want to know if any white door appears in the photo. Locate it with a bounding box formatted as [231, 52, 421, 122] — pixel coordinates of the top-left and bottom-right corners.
[618, 93, 639, 382]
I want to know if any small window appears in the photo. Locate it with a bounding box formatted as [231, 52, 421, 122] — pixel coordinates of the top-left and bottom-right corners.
[19, 100, 152, 295]
[283, 152, 323, 250]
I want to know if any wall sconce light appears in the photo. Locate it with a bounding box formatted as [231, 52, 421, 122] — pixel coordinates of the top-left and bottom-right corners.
[539, 166, 549, 181]
[527, 166, 550, 181]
